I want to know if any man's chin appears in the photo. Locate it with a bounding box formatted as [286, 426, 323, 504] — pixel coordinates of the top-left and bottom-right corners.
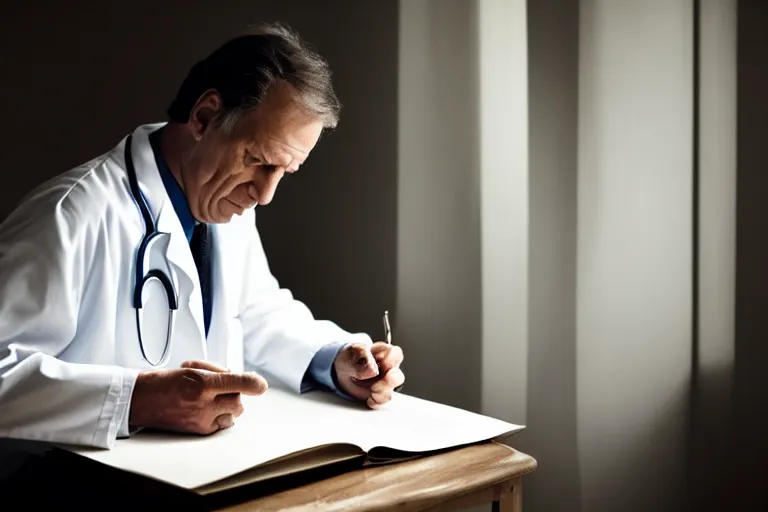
[212, 199, 248, 222]
[210, 211, 238, 223]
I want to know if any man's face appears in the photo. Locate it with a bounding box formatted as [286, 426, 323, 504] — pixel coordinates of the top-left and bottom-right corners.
[181, 83, 324, 223]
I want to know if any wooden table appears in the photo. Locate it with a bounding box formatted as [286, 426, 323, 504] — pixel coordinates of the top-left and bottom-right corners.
[216, 441, 537, 512]
[0, 440, 535, 511]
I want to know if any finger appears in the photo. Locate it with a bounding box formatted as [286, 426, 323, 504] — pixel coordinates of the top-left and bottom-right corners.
[367, 395, 383, 410]
[373, 367, 405, 393]
[182, 360, 231, 373]
[338, 344, 379, 381]
[369, 368, 404, 406]
[371, 344, 404, 373]
[214, 413, 235, 431]
[370, 342, 391, 357]
[206, 371, 268, 396]
[369, 385, 392, 408]
[215, 393, 245, 417]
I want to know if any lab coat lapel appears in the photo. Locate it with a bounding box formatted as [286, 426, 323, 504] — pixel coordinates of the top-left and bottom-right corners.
[128, 123, 207, 348]
[155, 203, 207, 344]
[206, 221, 235, 364]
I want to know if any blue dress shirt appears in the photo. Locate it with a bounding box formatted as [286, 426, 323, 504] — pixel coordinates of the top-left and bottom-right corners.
[148, 127, 348, 396]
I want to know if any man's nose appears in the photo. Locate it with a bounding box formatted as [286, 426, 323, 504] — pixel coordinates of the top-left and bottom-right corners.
[254, 168, 284, 206]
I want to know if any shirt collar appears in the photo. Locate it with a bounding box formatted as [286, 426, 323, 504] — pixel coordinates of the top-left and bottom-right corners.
[149, 126, 197, 243]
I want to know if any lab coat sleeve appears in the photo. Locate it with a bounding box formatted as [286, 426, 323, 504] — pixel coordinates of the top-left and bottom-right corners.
[302, 341, 347, 393]
[0, 189, 138, 449]
[303, 341, 358, 401]
[239, 216, 372, 393]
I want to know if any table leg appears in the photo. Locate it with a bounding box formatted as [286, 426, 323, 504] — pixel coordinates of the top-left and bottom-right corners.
[492, 477, 523, 512]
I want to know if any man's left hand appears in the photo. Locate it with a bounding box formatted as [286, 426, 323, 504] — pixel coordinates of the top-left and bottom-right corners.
[333, 342, 405, 409]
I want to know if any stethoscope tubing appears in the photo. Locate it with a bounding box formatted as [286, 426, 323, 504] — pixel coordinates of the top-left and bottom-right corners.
[124, 134, 178, 367]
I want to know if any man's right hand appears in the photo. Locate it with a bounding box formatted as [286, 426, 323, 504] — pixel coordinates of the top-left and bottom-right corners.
[128, 360, 268, 435]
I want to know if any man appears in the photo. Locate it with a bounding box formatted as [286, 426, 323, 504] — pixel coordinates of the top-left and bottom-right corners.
[0, 22, 404, 449]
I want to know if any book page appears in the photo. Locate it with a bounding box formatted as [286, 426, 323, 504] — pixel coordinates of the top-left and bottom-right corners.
[63, 387, 523, 491]
[314, 390, 524, 453]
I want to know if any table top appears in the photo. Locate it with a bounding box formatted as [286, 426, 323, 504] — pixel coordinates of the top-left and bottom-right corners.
[216, 441, 537, 512]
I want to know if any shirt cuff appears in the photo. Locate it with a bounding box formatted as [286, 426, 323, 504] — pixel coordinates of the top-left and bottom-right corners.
[116, 368, 141, 439]
[301, 342, 347, 395]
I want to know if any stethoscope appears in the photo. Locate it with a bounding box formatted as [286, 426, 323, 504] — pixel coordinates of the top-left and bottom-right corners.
[124, 134, 178, 367]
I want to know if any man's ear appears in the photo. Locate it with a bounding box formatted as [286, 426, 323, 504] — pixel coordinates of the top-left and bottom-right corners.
[189, 89, 223, 140]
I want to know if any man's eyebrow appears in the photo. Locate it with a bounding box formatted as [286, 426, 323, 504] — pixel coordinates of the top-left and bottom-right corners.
[249, 141, 304, 168]
[246, 148, 278, 167]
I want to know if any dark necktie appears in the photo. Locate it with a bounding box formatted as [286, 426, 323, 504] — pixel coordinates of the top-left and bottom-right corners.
[190, 223, 212, 337]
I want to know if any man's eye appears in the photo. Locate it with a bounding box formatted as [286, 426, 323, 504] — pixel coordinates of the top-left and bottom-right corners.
[245, 155, 260, 165]
[246, 156, 279, 172]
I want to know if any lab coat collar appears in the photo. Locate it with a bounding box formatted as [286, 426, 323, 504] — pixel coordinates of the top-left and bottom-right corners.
[126, 123, 207, 343]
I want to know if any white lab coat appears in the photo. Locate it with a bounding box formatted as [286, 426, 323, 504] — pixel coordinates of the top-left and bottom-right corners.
[0, 123, 371, 450]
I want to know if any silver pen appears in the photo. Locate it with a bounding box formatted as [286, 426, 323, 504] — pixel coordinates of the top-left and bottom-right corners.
[383, 310, 403, 392]
[356, 311, 394, 366]
[383, 310, 392, 344]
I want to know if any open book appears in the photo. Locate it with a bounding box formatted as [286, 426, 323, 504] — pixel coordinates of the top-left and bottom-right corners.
[63, 386, 524, 495]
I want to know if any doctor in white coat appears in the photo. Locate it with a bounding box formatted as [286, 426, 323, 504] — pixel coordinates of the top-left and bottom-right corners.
[0, 22, 405, 450]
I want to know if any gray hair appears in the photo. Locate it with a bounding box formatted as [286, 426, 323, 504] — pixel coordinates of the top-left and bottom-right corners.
[167, 22, 341, 132]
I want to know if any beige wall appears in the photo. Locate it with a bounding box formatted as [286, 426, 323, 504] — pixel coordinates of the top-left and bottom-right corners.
[479, 0, 530, 426]
[397, 0, 483, 412]
[577, 2, 693, 510]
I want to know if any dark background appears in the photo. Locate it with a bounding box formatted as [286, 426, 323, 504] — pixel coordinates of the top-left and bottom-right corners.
[0, 0, 398, 339]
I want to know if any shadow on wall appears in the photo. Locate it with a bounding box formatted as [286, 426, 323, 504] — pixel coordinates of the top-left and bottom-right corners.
[521, 370, 693, 512]
[732, 1, 768, 505]
[688, 362, 734, 511]
[590, 377, 690, 512]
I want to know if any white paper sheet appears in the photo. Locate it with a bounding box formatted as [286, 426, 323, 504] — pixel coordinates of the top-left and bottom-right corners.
[64, 388, 524, 490]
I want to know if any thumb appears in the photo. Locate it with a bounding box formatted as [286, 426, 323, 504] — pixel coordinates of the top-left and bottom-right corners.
[341, 344, 379, 381]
